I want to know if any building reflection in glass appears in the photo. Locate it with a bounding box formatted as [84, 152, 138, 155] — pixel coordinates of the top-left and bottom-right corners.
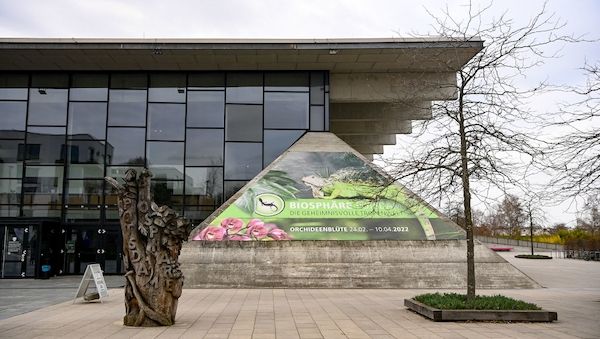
[0, 71, 329, 224]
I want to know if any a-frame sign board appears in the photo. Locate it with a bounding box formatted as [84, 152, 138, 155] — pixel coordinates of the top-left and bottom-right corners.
[73, 264, 109, 303]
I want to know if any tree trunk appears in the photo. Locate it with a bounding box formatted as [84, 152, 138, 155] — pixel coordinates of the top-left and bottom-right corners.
[457, 89, 476, 300]
[529, 204, 535, 256]
[106, 169, 191, 326]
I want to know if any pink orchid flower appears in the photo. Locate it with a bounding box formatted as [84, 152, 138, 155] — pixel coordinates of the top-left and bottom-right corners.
[247, 219, 269, 239]
[196, 226, 226, 241]
[268, 227, 291, 240]
[265, 223, 291, 240]
[220, 217, 244, 233]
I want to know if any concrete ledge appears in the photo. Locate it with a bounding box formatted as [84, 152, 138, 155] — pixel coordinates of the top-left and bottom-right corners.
[330, 72, 458, 102]
[404, 299, 558, 322]
[339, 134, 397, 145]
[180, 240, 540, 289]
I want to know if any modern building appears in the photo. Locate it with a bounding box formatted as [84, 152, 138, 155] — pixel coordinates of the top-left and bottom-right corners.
[0, 38, 483, 278]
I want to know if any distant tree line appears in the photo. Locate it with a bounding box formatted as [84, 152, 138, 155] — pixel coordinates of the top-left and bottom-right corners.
[446, 194, 600, 250]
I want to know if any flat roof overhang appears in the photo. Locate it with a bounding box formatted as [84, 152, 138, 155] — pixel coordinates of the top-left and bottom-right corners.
[0, 37, 482, 72]
[0, 38, 483, 158]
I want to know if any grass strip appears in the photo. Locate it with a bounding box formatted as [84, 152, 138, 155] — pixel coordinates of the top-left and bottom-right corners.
[414, 293, 541, 310]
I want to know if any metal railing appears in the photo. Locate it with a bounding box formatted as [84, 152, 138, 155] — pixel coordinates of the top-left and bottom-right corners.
[564, 250, 600, 261]
[477, 236, 600, 261]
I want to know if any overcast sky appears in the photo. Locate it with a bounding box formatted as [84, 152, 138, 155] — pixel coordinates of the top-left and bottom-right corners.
[0, 0, 597, 41]
[1, 0, 598, 225]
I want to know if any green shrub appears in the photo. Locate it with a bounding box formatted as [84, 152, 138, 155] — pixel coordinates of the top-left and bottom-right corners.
[414, 293, 541, 310]
[532, 234, 563, 244]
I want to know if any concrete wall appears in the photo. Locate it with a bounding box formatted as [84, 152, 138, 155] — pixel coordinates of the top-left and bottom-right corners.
[180, 240, 540, 289]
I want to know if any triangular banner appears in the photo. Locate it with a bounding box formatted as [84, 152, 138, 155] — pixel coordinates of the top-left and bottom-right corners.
[191, 133, 465, 241]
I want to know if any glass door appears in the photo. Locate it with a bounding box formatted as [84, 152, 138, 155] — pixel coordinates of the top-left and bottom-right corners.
[99, 225, 124, 274]
[63, 226, 100, 274]
[63, 225, 123, 275]
[1, 225, 37, 278]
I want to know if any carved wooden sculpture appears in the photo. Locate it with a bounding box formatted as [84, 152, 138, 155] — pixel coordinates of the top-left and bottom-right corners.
[105, 169, 191, 326]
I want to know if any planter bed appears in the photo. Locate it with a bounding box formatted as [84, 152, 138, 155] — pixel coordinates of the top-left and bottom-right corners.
[404, 298, 557, 322]
[515, 254, 552, 259]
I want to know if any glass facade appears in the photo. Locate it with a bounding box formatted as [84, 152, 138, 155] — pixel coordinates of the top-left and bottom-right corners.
[0, 71, 329, 228]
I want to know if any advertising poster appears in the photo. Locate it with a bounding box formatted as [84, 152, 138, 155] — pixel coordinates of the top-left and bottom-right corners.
[193, 152, 465, 241]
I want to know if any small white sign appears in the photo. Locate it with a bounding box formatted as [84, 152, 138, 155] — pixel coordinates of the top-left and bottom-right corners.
[74, 264, 108, 303]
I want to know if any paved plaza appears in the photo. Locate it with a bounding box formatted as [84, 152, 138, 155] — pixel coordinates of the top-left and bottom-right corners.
[0, 246, 598, 338]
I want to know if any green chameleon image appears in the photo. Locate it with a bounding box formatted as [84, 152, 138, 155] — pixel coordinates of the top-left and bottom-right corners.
[301, 167, 438, 240]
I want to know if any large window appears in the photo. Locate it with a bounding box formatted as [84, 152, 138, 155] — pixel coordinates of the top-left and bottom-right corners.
[0, 101, 27, 134]
[187, 91, 224, 128]
[264, 92, 309, 129]
[225, 105, 262, 142]
[147, 104, 185, 141]
[184, 167, 223, 205]
[0, 179, 21, 204]
[0, 71, 328, 224]
[186, 129, 223, 166]
[65, 178, 103, 220]
[149, 73, 186, 103]
[108, 90, 147, 126]
[68, 102, 107, 140]
[224, 142, 262, 180]
[146, 141, 184, 180]
[226, 72, 263, 104]
[22, 165, 63, 213]
[65, 140, 106, 179]
[0, 140, 23, 178]
[106, 128, 145, 166]
[28, 89, 68, 126]
[0, 75, 28, 216]
[0, 74, 28, 100]
[70, 74, 109, 101]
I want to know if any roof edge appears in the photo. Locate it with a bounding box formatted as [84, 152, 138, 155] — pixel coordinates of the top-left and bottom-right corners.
[0, 37, 483, 50]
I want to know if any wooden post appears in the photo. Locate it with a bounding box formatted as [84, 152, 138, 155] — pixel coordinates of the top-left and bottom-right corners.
[106, 169, 191, 326]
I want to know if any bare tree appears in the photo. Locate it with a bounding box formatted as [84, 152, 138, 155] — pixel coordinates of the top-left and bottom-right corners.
[446, 201, 467, 228]
[576, 196, 600, 235]
[479, 194, 539, 239]
[384, 2, 577, 298]
[498, 194, 527, 238]
[550, 62, 599, 200]
[480, 208, 504, 236]
[445, 201, 485, 231]
[525, 198, 547, 255]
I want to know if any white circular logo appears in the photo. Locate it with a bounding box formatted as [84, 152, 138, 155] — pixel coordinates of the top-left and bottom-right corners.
[254, 193, 285, 217]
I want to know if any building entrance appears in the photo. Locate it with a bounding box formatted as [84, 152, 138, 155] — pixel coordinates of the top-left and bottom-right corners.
[62, 224, 123, 275]
[1, 224, 38, 278]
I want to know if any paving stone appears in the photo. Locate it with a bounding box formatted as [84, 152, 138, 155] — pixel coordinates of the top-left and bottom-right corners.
[1, 250, 599, 338]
